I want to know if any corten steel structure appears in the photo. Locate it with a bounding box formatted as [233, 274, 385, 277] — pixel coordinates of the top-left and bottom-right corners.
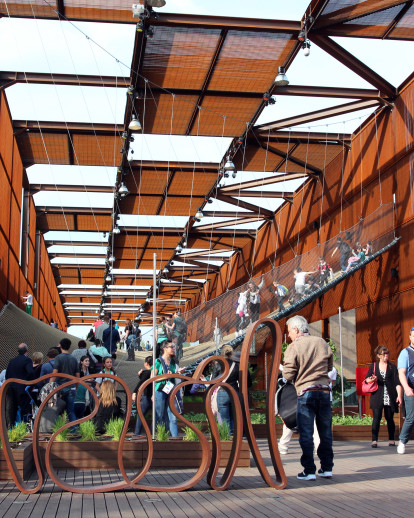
[0, 0, 413, 367]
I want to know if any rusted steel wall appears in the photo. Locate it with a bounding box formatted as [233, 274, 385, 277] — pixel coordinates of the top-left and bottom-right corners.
[0, 91, 66, 328]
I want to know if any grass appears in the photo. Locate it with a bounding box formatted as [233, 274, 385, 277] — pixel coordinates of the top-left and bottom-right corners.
[183, 423, 203, 442]
[183, 412, 207, 422]
[217, 421, 231, 441]
[1, 422, 28, 448]
[104, 418, 125, 441]
[79, 420, 97, 441]
[52, 412, 70, 441]
[155, 423, 170, 441]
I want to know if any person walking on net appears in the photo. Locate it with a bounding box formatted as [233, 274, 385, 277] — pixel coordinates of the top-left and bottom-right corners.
[283, 315, 334, 481]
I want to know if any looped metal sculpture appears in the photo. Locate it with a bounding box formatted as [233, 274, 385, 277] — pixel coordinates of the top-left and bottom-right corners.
[0, 318, 287, 493]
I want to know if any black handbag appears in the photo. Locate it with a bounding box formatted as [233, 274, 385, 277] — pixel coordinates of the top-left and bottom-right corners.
[275, 378, 298, 431]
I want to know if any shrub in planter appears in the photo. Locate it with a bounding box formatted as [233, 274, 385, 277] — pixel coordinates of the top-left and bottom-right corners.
[104, 418, 125, 441]
[79, 420, 97, 441]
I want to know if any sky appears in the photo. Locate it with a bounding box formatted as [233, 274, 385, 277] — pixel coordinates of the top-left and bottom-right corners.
[1, 1, 413, 337]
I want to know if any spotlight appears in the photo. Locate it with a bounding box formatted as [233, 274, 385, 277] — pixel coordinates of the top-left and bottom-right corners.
[175, 243, 182, 253]
[223, 155, 235, 172]
[113, 226, 121, 234]
[232, 171, 237, 178]
[163, 267, 169, 273]
[100, 310, 105, 316]
[298, 29, 306, 42]
[302, 40, 311, 57]
[275, 66, 289, 86]
[129, 135, 135, 143]
[182, 238, 187, 247]
[109, 255, 116, 263]
[195, 209, 204, 219]
[195, 218, 201, 223]
[103, 290, 108, 297]
[118, 182, 129, 197]
[129, 116, 142, 131]
[105, 274, 111, 281]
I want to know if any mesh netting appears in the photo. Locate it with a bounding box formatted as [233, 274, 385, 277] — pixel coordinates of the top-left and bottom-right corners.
[182, 203, 397, 347]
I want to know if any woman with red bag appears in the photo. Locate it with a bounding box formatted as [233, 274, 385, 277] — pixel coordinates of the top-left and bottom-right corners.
[364, 345, 402, 448]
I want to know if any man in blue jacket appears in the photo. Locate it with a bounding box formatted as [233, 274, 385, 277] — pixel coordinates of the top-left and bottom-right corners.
[5, 343, 35, 425]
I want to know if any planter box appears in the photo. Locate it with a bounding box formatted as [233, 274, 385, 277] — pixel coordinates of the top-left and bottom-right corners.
[0, 442, 33, 480]
[38, 438, 250, 470]
[332, 425, 397, 441]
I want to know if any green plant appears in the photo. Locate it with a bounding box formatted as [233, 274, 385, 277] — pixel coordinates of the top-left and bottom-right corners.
[183, 423, 203, 442]
[52, 412, 70, 442]
[217, 421, 231, 441]
[79, 420, 97, 441]
[183, 395, 203, 403]
[104, 418, 124, 441]
[250, 390, 266, 402]
[250, 413, 267, 424]
[183, 412, 207, 422]
[332, 414, 381, 426]
[7, 422, 28, 444]
[155, 423, 170, 441]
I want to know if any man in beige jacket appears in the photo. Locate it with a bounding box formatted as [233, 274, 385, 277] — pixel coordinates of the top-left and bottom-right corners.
[283, 315, 334, 481]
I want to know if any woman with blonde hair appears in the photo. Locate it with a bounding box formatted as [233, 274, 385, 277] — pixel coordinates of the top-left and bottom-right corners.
[93, 380, 123, 433]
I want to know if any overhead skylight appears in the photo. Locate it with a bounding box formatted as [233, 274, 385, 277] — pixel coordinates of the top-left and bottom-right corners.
[27, 165, 117, 187]
[118, 215, 188, 229]
[58, 284, 102, 289]
[130, 134, 232, 163]
[110, 269, 160, 276]
[0, 18, 134, 76]
[45, 232, 109, 243]
[6, 84, 126, 123]
[51, 257, 106, 265]
[47, 245, 107, 255]
[33, 191, 114, 208]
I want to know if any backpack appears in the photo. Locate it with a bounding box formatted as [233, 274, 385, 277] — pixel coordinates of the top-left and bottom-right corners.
[86, 351, 97, 374]
[174, 317, 187, 336]
[39, 382, 59, 406]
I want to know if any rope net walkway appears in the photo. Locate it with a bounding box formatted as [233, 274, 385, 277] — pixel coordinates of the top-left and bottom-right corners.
[182, 203, 397, 350]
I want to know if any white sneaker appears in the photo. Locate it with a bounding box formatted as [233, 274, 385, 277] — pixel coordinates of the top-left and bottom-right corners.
[397, 442, 406, 454]
[279, 448, 288, 455]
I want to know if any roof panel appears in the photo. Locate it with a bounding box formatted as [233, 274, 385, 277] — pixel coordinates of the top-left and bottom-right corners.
[139, 93, 199, 134]
[129, 169, 169, 195]
[193, 95, 259, 137]
[234, 144, 290, 172]
[76, 214, 112, 232]
[17, 133, 70, 166]
[37, 214, 75, 231]
[141, 26, 221, 90]
[119, 195, 162, 215]
[160, 196, 199, 216]
[72, 134, 121, 166]
[209, 31, 295, 92]
[392, 5, 414, 39]
[168, 171, 217, 195]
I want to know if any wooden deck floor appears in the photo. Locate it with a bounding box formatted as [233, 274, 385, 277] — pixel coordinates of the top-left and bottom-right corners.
[1, 439, 414, 517]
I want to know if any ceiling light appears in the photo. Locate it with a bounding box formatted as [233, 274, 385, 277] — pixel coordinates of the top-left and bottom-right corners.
[146, 0, 166, 7]
[146, 298, 151, 303]
[109, 255, 116, 263]
[112, 226, 121, 234]
[105, 275, 111, 281]
[163, 267, 169, 273]
[302, 40, 311, 57]
[118, 182, 129, 197]
[175, 243, 182, 253]
[104, 290, 108, 297]
[223, 155, 235, 172]
[129, 116, 142, 131]
[100, 310, 105, 315]
[275, 66, 289, 86]
[195, 209, 204, 219]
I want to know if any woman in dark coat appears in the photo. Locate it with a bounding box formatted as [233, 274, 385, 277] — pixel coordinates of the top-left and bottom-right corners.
[364, 345, 402, 447]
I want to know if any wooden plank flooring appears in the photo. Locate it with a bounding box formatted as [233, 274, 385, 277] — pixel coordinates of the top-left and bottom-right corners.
[2, 439, 414, 517]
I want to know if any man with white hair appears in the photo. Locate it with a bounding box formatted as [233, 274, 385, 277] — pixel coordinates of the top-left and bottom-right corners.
[283, 315, 334, 481]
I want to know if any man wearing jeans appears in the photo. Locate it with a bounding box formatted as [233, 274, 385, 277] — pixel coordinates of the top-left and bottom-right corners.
[397, 326, 414, 454]
[51, 338, 80, 426]
[283, 315, 334, 481]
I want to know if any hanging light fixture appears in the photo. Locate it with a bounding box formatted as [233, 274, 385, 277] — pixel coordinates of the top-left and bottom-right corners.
[105, 274, 111, 281]
[118, 182, 129, 197]
[298, 29, 306, 42]
[103, 290, 109, 297]
[223, 155, 235, 172]
[175, 243, 182, 253]
[112, 226, 121, 234]
[109, 255, 116, 263]
[275, 66, 289, 86]
[302, 40, 311, 57]
[163, 267, 169, 273]
[195, 208, 204, 219]
[129, 115, 142, 131]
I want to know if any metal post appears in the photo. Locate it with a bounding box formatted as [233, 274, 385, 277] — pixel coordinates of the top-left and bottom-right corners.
[339, 306, 345, 417]
[152, 253, 157, 438]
